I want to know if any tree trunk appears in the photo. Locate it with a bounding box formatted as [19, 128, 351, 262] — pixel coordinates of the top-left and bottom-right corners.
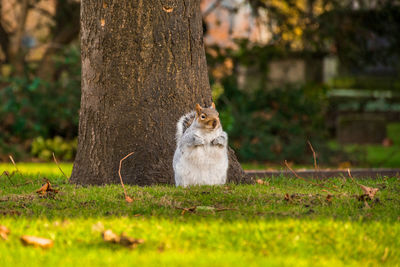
[70, 0, 248, 185]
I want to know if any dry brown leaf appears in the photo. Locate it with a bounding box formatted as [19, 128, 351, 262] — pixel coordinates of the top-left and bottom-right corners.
[119, 233, 144, 248]
[181, 206, 196, 215]
[125, 196, 133, 203]
[36, 181, 59, 196]
[359, 184, 379, 199]
[20, 235, 53, 248]
[382, 138, 393, 147]
[284, 193, 291, 201]
[36, 182, 49, 194]
[256, 179, 269, 185]
[102, 230, 144, 249]
[0, 225, 10, 240]
[102, 229, 120, 243]
[0, 210, 21, 216]
[326, 194, 333, 203]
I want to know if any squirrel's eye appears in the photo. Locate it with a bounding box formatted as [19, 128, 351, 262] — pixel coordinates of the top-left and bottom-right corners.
[200, 114, 206, 119]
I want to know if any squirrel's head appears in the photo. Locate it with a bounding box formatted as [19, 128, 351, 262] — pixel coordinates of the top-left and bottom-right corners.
[195, 103, 220, 130]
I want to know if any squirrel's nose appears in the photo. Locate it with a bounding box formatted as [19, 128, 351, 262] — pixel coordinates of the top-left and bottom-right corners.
[212, 119, 217, 128]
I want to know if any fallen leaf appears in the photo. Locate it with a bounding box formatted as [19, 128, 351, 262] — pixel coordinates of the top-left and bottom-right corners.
[125, 196, 133, 203]
[36, 182, 49, 194]
[256, 179, 269, 185]
[20, 235, 53, 249]
[359, 184, 379, 199]
[326, 194, 333, 203]
[284, 193, 291, 201]
[119, 233, 144, 248]
[181, 206, 196, 215]
[0, 210, 21, 216]
[36, 181, 59, 196]
[0, 225, 10, 240]
[102, 230, 144, 249]
[382, 138, 393, 147]
[102, 229, 120, 243]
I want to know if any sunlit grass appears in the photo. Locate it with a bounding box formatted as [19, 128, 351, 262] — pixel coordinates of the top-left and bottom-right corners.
[0, 163, 399, 266]
[0, 162, 73, 176]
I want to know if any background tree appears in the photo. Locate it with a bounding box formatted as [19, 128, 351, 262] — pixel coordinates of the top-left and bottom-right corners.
[70, 0, 246, 185]
[0, 0, 79, 77]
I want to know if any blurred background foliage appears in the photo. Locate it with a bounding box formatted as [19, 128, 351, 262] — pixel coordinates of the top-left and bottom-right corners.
[1, 0, 400, 168]
[0, 44, 80, 160]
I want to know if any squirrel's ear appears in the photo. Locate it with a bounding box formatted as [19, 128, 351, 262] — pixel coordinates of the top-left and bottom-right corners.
[195, 103, 202, 115]
[211, 102, 216, 109]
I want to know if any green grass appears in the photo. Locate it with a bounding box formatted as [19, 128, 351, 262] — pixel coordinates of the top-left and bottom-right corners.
[336, 144, 400, 168]
[341, 122, 400, 168]
[1, 163, 400, 266]
[244, 123, 400, 170]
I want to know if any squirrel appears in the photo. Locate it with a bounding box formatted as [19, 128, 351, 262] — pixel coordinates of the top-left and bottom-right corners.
[173, 103, 228, 187]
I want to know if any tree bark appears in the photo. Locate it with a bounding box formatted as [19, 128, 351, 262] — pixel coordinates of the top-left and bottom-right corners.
[70, 0, 248, 185]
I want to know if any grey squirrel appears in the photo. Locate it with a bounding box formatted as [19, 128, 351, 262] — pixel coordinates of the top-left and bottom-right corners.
[173, 103, 228, 187]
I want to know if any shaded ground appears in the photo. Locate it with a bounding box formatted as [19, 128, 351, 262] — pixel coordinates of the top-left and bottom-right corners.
[0, 163, 399, 266]
[246, 168, 400, 179]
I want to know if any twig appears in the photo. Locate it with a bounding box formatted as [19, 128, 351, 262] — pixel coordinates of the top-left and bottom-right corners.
[118, 152, 134, 203]
[9, 155, 19, 172]
[52, 152, 68, 179]
[1, 171, 15, 186]
[307, 140, 318, 170]
[347, 168, 357, 184]
[215, 207, 238, 212]
[284, 160, 338, 193]
[12, 180, 34, 188]
[5, 155, 20, 185]
[307, 140, 332, 186]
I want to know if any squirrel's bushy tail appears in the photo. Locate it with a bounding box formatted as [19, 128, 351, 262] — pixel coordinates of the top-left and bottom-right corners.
[176, 111, 196, 141]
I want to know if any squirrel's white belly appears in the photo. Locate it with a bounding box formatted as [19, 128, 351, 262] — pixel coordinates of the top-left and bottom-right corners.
[174, 145, 228, 187]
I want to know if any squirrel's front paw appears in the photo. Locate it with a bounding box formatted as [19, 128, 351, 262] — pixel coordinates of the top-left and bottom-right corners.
[192, 136, 205, 146]
[211, 136, 226, 147]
